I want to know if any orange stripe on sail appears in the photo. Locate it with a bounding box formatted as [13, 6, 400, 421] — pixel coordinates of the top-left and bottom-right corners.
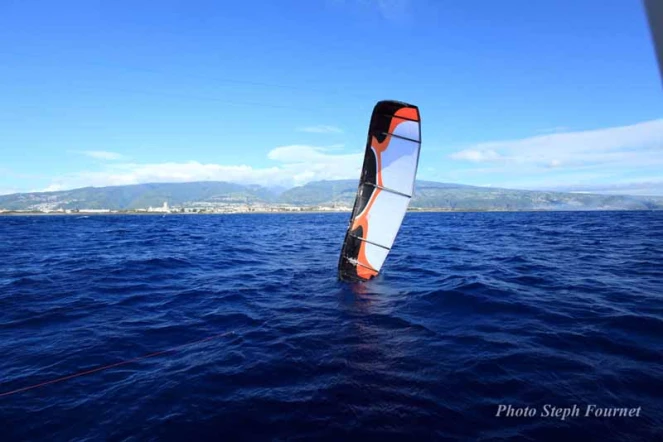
[351, 185, 381, 279]
[356, 259, 378, 279]
[395, 106, 419, 122]
[371, 111, 418, 155]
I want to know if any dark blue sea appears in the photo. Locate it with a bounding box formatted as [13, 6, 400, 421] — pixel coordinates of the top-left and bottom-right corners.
[0, 212, 661, 441]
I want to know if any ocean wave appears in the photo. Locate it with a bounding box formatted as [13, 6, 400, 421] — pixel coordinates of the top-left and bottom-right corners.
[0, 211, 661, 441]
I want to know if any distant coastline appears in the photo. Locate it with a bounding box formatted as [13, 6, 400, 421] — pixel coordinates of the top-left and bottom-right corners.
[2, 180, 662, 213]
[1, 207, 660, 216]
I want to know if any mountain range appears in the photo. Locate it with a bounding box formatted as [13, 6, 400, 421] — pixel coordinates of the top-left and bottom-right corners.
[1, 180, 662, 211]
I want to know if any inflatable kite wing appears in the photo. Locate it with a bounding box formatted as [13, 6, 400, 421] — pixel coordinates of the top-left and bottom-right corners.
[338, 100, 422, 282]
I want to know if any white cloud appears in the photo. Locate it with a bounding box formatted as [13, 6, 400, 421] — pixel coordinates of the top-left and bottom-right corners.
[553, 177, 663, 196]
[42, 184, 65, 192]
[441, 118, 663, 194]
[449, 119, 663, 168]
[269, 144, 363, 184]
[42, 145, 363, 191]
[297, 125, 343, 134]
[450, 149, 502, 162]
[79, 150, 126, 161]
[538, 126, 570, 134]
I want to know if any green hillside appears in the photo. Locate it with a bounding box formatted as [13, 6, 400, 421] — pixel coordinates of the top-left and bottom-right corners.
[280, 180, 663, 211]
[0, 182, 275, 211]
[1, 180, 662, 212]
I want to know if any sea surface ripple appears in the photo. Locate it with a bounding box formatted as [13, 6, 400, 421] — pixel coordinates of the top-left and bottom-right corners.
[0, 212, 661, 441]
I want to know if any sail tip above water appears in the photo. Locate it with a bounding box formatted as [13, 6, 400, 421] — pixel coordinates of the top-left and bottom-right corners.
[338, 100, 422, 283]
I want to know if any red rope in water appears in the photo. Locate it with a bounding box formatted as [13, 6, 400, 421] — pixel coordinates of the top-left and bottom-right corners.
[0, 330, 235, 398]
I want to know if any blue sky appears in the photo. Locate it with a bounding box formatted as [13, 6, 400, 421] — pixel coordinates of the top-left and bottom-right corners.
[1, 0, 661, 195]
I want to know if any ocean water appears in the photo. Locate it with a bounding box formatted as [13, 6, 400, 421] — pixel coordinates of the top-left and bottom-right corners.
[0, 211, 661, 441]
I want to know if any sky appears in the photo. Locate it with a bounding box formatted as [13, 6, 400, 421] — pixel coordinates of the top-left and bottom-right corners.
[0, 0, 661, 195]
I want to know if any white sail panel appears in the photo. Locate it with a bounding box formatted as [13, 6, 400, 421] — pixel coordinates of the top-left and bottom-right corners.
[393, 118, 420, 142]
[379, 135, 420, 197]
[364, 190, 410, 249]
[363, 243, 390, 271]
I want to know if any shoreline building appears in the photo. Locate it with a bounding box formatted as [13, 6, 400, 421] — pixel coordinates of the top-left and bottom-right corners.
[148, 201, 170, 213]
